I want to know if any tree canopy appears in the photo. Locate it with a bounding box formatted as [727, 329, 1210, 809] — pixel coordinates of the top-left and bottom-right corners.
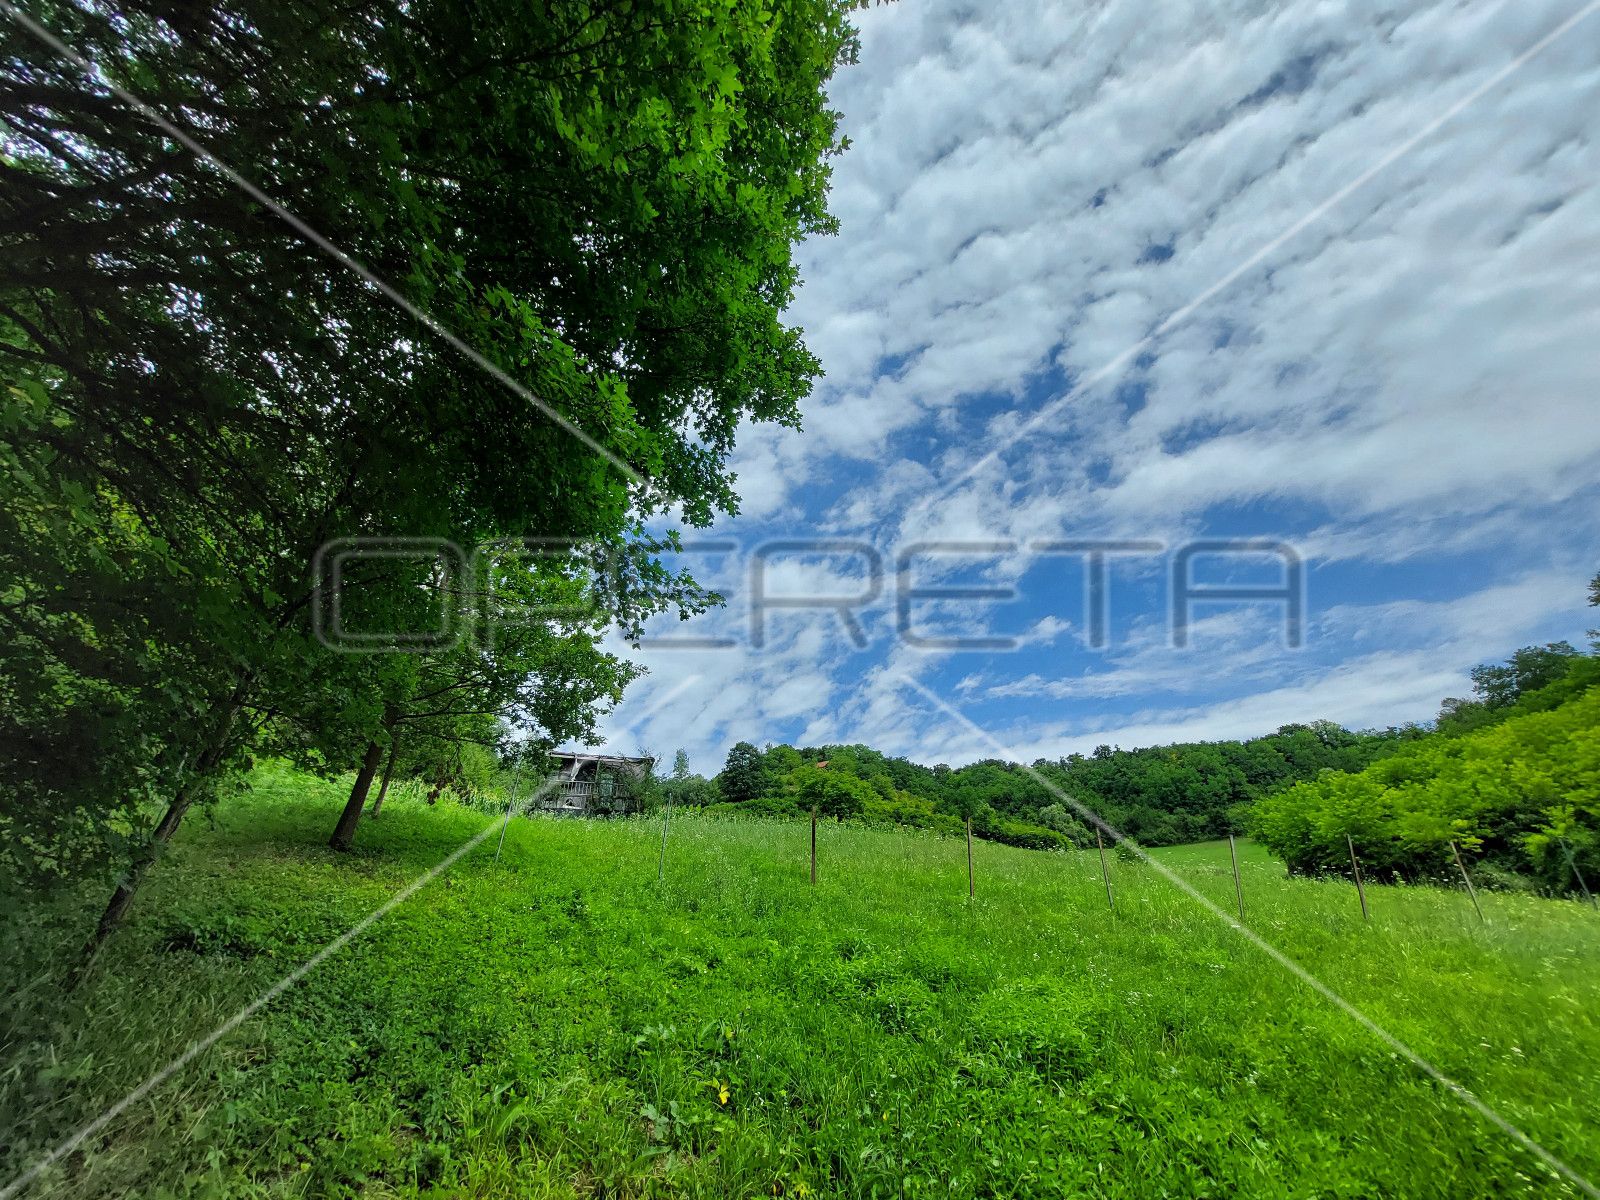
[0, 0, 860, 938]
[1252, 593, 1600, 890]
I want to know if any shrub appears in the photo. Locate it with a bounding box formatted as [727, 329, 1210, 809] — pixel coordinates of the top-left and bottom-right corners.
[860, 789, 961, 835]
[976, 814, 1077, 852]
[660, 776, 719, 808]
[706, 794, 802, 820]
[1035, 803, 1091, 846]
[1250, 689, 1600, 890]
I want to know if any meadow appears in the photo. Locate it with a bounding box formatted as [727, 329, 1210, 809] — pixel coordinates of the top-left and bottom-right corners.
[4, 764, 1599, 1199]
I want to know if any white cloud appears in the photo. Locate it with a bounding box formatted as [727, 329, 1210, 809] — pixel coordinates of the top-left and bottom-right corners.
[789, 0, 1600, 543]
[591, 0, 1600, 773]
[1010, 651, 1468, 756]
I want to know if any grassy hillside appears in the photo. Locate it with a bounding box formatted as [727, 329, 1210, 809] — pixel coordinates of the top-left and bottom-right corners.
[4, 765, 1599, 1198]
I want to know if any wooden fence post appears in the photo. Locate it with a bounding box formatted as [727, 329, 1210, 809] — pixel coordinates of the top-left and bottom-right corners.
[493, 751, 529, 865]
[1096, 828, 1114, 912]
[1450, 839, 1484, 923]
[1346, 834, 1369, 922]
[1228, 833, 1245, 922]
[810, 806, 818, 886]
[1560, 838, 1597, 908]
[657, 795, 673, 883]
[966, 816, 975, 899]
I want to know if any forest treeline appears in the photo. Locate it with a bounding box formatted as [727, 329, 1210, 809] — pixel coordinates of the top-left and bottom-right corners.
[662, 585, 1599, 890]
[662, 721, 1418, 852]
[662, 723, 1414, 857]
[0, 0, 860, 957]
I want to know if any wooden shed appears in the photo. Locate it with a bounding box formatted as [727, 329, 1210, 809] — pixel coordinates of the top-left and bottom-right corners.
[539, 751, 655, 815]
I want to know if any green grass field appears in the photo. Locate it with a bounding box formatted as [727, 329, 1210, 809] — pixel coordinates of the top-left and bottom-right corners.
[4, 764, 1599, 1198]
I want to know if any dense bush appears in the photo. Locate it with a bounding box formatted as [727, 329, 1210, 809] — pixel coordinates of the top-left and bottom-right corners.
[974, 814, 1079, 852]
[1251, 689, 1600, 891]
[861, 789, 953, 832]
[659, 775, 720, 809]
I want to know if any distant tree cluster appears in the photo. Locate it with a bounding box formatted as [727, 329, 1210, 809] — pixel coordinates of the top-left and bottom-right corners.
[664, 721, 1415, 852]
[1435, 641, 1585, 734]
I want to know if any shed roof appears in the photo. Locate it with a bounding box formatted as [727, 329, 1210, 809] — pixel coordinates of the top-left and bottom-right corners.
[548, 750, 655, 767]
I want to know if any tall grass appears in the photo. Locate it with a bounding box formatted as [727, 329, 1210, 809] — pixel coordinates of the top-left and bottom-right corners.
[3, 763, 1598, 1198]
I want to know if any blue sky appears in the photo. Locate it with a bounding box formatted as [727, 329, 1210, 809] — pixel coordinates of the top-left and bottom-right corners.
[596, 0, 1600, 773]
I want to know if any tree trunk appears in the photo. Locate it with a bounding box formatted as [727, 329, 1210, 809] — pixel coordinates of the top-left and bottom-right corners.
[330, 738, 384, 851]
[79, 786, 196, 974]
[75, 685, 248, 976]
[369, 732, 400, 818]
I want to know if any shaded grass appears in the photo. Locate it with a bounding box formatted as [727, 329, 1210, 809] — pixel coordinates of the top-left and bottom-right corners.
[3, 765, 1599, 1198]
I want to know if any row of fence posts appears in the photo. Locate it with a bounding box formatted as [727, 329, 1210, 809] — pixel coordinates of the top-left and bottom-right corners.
[644, 799, 1595, 924]
[1343, 833, 1483, 925]
[1339, 836, 1597, 922]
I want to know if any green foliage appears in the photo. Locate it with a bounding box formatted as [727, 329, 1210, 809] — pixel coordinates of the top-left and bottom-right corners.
[708, 793, 804, 821]
[1438, 643, 1593, 734]
[861, 788, 960, 836]
[1470, 642, 1581, 709]
[794, 763, 878, 821]
[659, 748, 721, 809]
[976, 813, 1079, 852]
[661, 774, 721, 809]
[5, 767, 1600, 1197]
[0, 0, 860, 888]
[1437, 652, 1600, 736]
[717, 741, 769, 803]
[696, 725, 1414, 853]
[603, 760, 663, 818]
[1252, 689, 1600, 890]
[1036, 803, 1093, 845]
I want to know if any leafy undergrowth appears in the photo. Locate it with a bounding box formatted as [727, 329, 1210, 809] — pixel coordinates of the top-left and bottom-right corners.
[3, 764, 1599, 1198]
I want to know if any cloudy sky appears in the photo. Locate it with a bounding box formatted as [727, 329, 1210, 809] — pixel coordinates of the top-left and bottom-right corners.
[597, 0, 1600, 773]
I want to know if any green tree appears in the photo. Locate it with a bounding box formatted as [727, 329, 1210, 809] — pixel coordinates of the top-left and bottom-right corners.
[946, 781, 994, 826]
[321, 547, 671, 850]
[1469, 642, 1580, 709]
[661, 773, 718, 809]
[1589, 568, 1599, 648]
[1, 0, 860, 948]
[795, 765, 875, 822]
[717, 742, 768, 803]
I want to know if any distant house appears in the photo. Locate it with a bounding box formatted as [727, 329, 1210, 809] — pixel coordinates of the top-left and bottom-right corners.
[539, 751, 656, 815]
